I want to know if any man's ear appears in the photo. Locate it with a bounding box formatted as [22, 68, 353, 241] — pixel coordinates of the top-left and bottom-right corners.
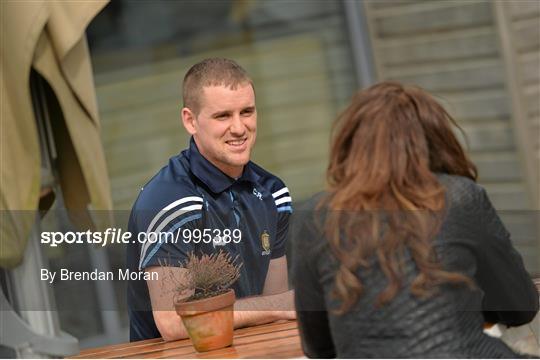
[181, 107, 197, 135]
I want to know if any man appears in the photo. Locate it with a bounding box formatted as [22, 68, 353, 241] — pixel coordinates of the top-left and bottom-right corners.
[127, 58, 295, 341]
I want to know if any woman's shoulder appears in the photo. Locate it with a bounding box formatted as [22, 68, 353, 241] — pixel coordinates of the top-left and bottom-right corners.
[291, 192, 330, 244]
[436, 173, 485, 209]
[296, 191, 327, 208]
[292, 191, 328, 228]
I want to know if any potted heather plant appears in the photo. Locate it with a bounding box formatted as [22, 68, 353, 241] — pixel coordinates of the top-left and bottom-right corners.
[167, 250, 242, 352]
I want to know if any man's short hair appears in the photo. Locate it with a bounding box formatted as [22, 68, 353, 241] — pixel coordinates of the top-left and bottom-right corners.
[182, 58, 253, 114]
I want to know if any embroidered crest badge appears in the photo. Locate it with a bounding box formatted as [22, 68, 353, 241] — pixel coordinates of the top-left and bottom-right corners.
[261, 230, 271, 256]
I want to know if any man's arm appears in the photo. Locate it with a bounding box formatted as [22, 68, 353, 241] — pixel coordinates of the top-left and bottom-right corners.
[146, 266, 190, 341]
[146, 256, 295, 341]
[233, 256, 296, 329]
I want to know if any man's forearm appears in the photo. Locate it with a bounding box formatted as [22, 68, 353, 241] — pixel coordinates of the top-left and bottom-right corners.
[233, 290, 296, 329]
[157, 290, 295, 341]
[154, 310, 189, 341]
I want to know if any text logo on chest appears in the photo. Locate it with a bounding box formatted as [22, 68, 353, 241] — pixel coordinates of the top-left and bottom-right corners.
[252, 188, 263, 200]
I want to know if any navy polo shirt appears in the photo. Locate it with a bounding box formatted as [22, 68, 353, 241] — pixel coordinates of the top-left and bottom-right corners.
[126, 138, 292, 341]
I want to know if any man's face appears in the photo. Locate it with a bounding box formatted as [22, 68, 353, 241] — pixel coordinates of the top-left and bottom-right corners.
[183, 83, 257, 178]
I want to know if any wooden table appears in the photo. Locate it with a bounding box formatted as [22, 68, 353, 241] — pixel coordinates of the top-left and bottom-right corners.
[71, 320, 304, 359]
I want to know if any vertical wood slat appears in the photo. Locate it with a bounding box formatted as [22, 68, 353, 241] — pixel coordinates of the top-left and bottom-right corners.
[362, 0, 386, 80]
[493, 1, 539, 209]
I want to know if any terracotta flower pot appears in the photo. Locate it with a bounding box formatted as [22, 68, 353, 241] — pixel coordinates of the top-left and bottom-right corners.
[174, 289, 235, 352]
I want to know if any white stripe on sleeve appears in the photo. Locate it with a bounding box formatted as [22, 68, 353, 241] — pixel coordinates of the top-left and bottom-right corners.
[139, 197, 202, 269]
[275, 196, 292, 206]
[139, 204, 203, 270]
[145, 196, 203, 235]
[272, 187, 289, 198]
[163, 196, 203, 212]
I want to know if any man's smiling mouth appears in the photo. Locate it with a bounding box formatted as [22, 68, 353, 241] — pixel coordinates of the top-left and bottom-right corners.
[226, 138, 247, 147]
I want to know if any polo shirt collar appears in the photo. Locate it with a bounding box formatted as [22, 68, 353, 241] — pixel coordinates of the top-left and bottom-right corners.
[187, 137, 260, 194]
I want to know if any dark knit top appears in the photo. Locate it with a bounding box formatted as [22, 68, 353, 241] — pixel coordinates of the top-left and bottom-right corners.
[291, 174, 538, 358]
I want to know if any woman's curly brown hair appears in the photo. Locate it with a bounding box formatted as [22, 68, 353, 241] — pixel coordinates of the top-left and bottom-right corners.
[322, 81, 476, 314]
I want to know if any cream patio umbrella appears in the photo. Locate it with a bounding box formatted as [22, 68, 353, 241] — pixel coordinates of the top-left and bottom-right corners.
[0, 0, 113, 269]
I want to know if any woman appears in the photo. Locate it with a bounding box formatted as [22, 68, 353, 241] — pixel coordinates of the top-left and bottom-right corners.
[291, 82, 538, 358]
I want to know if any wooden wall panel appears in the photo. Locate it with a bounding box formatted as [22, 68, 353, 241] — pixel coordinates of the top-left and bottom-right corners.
[372, 1, 492, 37]
[377, 27, 498, 66]
[364, 0, 528, 210]
[364, 0, 538, 272]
